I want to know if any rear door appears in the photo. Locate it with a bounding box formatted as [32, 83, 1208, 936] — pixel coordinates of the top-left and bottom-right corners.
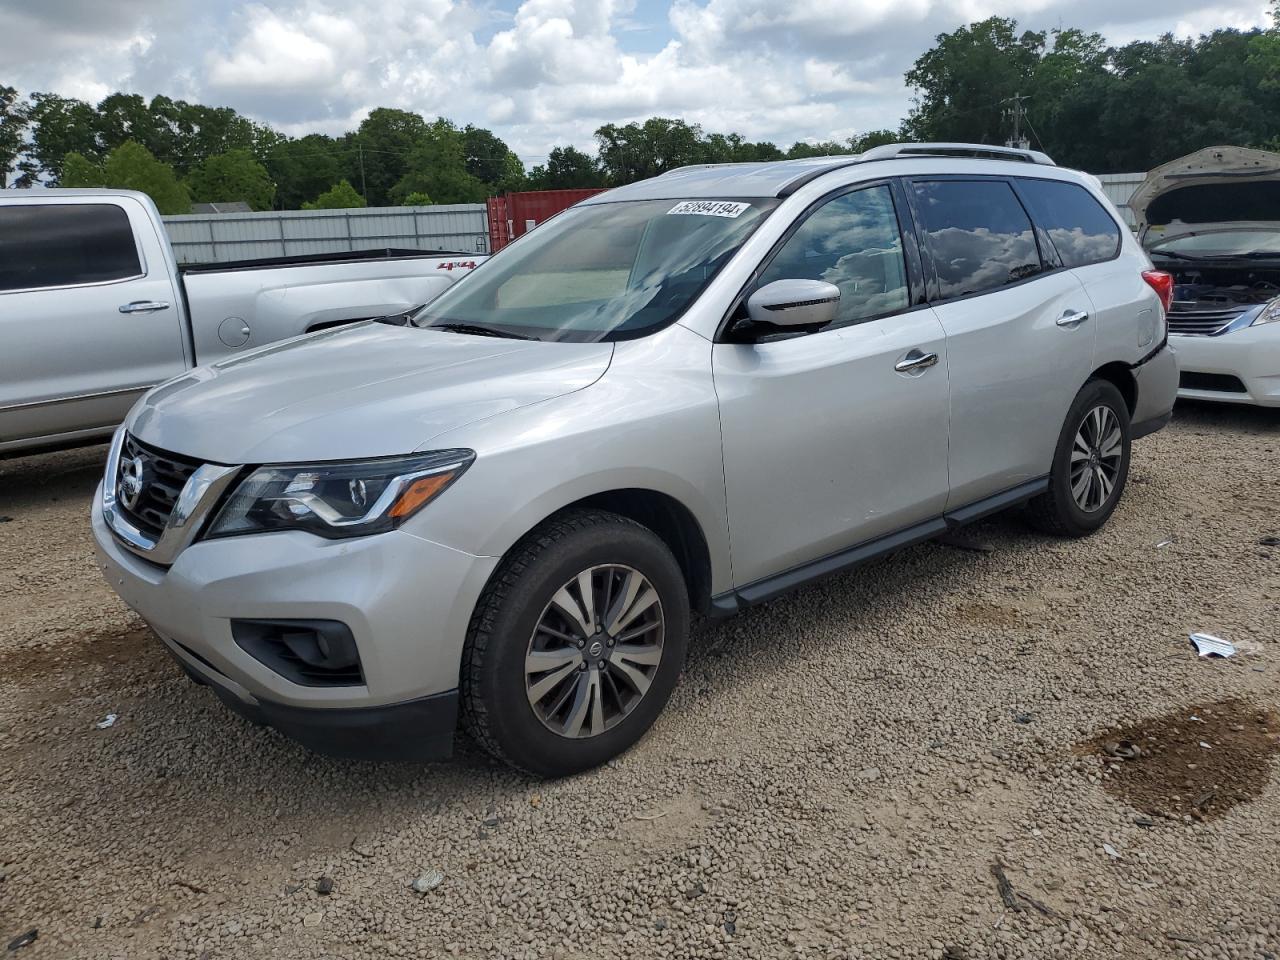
[713, 182, 950, 589]
[905, 177, 1095, 508]
[1012, 177, 1151, 365]
[0, 197, 187, 447]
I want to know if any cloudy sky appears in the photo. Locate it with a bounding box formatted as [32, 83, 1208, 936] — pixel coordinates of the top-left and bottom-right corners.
[0, 0, 1272, 164]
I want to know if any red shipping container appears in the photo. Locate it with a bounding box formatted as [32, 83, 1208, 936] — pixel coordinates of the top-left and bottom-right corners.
[486, 188, 606, 252]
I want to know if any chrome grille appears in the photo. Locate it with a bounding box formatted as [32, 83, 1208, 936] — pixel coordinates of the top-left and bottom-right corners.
[1166, 302, 1247, 337]
[116, 434, 203, 539]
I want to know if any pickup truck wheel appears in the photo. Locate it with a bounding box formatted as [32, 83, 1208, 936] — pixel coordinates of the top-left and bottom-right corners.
[1026, 379, 1131, 537]
[461, 509, 689, 777]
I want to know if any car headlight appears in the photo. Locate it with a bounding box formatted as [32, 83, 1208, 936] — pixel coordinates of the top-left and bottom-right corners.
[1253, 297, 1280, 326]
[206, 450, 474, 540]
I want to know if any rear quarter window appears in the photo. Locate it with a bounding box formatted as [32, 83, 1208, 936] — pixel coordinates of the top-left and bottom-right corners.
[1016, 179, 1122, 269]
[0, 203, 142, 293]
[910, 180, 1042, 300]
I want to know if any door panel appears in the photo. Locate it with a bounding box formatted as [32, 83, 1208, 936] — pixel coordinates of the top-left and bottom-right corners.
[931, 271, 1095, 507]
[714, 309, 950, 587]
[0, 199, 187, 444]
[904, 177, 1096, 507]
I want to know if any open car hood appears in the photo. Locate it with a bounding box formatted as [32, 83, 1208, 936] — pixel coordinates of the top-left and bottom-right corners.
[1132, 145, 1280, 247]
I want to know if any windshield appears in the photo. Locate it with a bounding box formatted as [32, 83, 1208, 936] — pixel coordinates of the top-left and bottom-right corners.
[412, 198, 778, 342]
[1149, 228, 1280, 257]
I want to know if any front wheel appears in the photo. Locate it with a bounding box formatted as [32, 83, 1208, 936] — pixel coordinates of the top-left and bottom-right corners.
[461, 509, 689, 777]
[1026, 379, 1131, 537]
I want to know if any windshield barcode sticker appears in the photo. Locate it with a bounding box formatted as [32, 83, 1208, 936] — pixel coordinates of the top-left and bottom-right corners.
[667, 200, 750, 218]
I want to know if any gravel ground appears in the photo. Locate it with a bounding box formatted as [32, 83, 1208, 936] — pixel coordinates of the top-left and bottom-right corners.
[1, 401, 1278, 960]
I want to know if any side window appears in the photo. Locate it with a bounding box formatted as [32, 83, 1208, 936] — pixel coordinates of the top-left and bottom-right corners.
[758, 185, 909, 327]
[911, 180, 1042, 300]
[0, 204, 142, 293]
[1017, 178, 1122, 268]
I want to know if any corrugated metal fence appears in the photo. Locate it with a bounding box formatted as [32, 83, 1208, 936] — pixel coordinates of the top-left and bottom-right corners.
[160, 173, 1150, 264]
[162, 203, 489, 264]
[1095, 173, 1147, 229]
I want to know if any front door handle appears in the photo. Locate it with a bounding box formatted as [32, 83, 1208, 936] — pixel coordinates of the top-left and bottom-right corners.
[119, 300, 171, 314]
[895, 350, 939, 373]
[1056, 309, 1089, 328]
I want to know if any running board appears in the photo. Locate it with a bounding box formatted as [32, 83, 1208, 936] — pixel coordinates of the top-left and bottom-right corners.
[708, 477, 1048, 617]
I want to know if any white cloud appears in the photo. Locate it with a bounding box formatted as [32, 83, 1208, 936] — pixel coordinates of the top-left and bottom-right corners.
[0, 0, 1273, 164]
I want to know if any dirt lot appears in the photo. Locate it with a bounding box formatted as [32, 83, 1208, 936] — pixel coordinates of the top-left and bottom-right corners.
[2, 402, 1278, 960]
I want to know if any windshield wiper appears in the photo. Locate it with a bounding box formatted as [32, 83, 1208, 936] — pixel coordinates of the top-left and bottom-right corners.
[375, 305, 424, 326]
[429, 321, 539, 341]
[1149, 249, 1205, 261]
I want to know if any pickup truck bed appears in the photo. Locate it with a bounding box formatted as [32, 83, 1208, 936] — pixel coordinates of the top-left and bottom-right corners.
[0, 190, 485, 456]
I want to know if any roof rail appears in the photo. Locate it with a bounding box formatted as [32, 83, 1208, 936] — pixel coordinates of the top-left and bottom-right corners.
[859, 142, 1056, 166]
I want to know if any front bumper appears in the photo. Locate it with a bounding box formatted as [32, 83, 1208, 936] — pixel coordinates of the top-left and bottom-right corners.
[1172, 324, 1280, 407]
[92, 488, 499, 759]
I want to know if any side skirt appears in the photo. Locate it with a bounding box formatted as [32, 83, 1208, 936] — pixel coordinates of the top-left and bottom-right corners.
[708, 477, 1048, 617]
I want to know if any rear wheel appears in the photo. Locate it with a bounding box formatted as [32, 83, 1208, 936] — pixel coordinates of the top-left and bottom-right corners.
[461, 509, 689, 777]
[1026, 379, 1131, 537]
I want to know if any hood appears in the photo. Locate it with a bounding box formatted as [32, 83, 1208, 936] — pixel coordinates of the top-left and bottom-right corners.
[1132, 146, 1280, 246]
[128, 323, 613, 464]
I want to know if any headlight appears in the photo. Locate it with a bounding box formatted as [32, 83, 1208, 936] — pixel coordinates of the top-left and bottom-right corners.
[206, 450, 474, 540]
[1252, 297, 1280, 326]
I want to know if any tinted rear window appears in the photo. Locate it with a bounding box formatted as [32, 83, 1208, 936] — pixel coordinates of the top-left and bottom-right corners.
[1017, 179, 1121, 268]
[912, 180, 1042, 300]
[0, 204, 142, 293]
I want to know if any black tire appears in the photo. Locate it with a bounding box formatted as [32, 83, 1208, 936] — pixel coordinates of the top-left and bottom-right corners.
[461, 509, 689, 778]
[1026, 379, 1132, 537]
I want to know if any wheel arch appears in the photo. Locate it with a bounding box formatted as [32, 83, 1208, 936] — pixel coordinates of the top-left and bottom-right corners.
[1088, 361, 1137, 416]
[489, 488, 716, 616]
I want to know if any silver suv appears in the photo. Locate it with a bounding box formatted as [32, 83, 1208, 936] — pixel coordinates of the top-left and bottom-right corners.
[93, 144, 1178, 776]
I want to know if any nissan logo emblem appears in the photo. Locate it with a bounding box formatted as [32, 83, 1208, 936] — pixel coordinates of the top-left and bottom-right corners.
[118, 455, 148, 511]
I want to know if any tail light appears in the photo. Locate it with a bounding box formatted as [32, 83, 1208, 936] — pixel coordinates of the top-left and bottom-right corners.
[1142, 270, 1174, 314]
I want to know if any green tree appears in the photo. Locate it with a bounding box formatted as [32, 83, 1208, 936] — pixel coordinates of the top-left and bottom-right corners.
[701, 132, 784, 163]
[58, 151, 103, 187]
[785, 139, 858, 159]
[17, 92, 100, 185]
[0, 85, 28, 187]
[82, 140, 191, 213]
[851, 129, 902, 152]
[303, 179, 367, 210]
[390, 119, 488, 204]
[400, 191, 433, 205]
[96, 92, 169, 160]
[904, 17, 1046, 145]
[526, 145, 605, 189]
[186, 148, 275, 210]
[265, 134, 343, 210]
[345, 108, 429, 205]
[595, 118, 705, 185]
[1250, 1, 1280, 89]
[462, 124, 526, 191]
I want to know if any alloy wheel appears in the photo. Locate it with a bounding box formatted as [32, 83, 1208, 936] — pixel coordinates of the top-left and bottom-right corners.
[1070, 404, 1123, 513]
[524, 564, 665, 739]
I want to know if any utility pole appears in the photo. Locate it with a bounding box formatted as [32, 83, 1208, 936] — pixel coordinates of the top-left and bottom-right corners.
[1002, 93, 1031, 150]
[357, 142, 367, 200]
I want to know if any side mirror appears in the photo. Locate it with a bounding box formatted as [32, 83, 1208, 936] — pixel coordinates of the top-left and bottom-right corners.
[746, 279, 840, 328]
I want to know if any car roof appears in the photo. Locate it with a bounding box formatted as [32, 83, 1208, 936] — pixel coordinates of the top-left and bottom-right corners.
[2, 187, 152, 200]
[580, 143, 1061, 204]
[580, 156, 861, 204]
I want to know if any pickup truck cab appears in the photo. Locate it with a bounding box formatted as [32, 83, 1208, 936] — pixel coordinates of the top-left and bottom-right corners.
[0, 189, 483, 455]
[92, 144, 1178, 777]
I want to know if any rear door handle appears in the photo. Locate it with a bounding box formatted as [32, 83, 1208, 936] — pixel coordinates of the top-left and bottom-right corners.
[895, 350, 939, 373]
[119, 300, 171, 314]
[1056, 309, 1089, 328]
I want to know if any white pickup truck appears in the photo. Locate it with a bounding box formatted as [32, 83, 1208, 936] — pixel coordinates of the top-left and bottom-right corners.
[0, 189, 485, 456]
